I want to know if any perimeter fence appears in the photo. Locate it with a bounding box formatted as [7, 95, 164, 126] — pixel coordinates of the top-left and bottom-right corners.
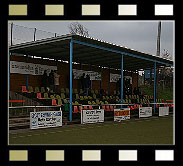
[8, 23, 62, 46]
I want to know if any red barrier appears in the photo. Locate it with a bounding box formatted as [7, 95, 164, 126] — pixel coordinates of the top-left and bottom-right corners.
[9, 100, 25, 103]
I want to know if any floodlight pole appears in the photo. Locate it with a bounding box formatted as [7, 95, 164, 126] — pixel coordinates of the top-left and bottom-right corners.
[69, 40, 73, 121]
[153, 62, 156, 113]
[121, 55, 124, 106]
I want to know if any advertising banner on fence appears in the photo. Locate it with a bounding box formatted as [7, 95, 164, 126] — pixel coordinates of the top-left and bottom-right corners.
[81, 109, 104, 124]
[30, 111, 62, 129]
[73, 69, 101, 80]
[114, 108, 130, 121]
[10, 61, 57, 75]
[139, 107, 152, 118]
[159, 107, 169, 116]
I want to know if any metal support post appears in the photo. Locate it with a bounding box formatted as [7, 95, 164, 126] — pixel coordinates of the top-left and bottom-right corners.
[69, 40, 73, 121]
[26, 55, 28, 90]
[9, 52, 11, 91]
[11, 23, 13, 46]
[33, 28, 36, 41]
[154, 62, 156, 113]
[109, 67, 110, 95]
[121, 55, 124, 106]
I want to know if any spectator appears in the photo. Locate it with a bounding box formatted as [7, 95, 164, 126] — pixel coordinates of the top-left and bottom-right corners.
[133, 87, 137, 95]
[54, 70, 60, 92]
[49, 70, 54, 92]
[80, 73, 85, 90]
[137, 87, 140, 95]
[85, 74, 90, 96]
[41, 70, 48, 91]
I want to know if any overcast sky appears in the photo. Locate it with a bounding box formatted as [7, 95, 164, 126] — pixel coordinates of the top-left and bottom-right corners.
[10, 21, 174, 58]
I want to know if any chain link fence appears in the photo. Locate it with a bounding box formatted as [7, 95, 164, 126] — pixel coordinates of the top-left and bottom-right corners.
[8, 23, 61, 46]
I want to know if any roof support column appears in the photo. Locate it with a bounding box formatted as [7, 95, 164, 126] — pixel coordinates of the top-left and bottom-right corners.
[26, 55, 28, 90]
[69, 40, 73, 121]
[153, 62, 156, 114]
[9, 52, 11, 91]
[121, 55, 124, 107]
[109, 67, 110, 95]
[100, 67, 102, 89]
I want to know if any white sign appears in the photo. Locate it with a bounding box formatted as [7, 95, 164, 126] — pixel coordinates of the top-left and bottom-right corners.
[139, 107, 152, 118]
[10, 61, 57, 75]
[30, 111, 62, 129]
[114, 108, 130, 121]
[73, 69, 101, 80]
[81, 109, 104, 124]
[159, 107, 169, 116]
[110, 73, 121, 82]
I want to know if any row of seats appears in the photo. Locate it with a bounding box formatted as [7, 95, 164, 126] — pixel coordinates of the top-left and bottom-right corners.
[72, 105, 117, 113]
[22, 86, 121, 96]
[21, 86, 166, 110]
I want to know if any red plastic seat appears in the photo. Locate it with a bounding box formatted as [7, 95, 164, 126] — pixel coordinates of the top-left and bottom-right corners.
[79, 106, 82, 113]
[37, 92, 46, 99]
[89, 106, 93, 109]
[22, 86, 27, 93]
[83, 106, 88, 110]
[73, 106, 79, 113]
[52, 99, 57, 106]
[106, 105, 110, 111]
[37, 92, 41, 99]
[110, 105, 114, 111]
[102, 105, 105, 111]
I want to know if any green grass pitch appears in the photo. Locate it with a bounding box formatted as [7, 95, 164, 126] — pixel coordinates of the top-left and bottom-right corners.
[9, 116, 173, 145]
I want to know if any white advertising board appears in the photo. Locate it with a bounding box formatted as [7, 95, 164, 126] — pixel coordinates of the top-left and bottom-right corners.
[73, 69, 101, 80]
[139, 107, 152, 118]
[159, 107, 169, 116]
[110, 73, 121, 82]
[10, 61, 57, 75]
[114, 108, 130, 121]
[81, 109, 104, 124]
[30, 111, 62, 129]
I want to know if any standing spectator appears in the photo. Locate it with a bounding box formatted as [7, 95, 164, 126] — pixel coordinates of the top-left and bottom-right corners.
[49, 70, 54, 92]
[80, 73, 85, 90]
[137, 87, 140, 95]
[41, 70, 48, 91]
[85, 74, 90, 96]
[54, 70, 60, 93]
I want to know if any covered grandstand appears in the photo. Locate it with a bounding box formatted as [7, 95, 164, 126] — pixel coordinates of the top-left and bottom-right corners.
[9, 34, 173, 125]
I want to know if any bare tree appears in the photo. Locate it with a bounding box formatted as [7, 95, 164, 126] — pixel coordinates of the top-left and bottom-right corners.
[159, 49, 173, 91]
[68, 22, 89, 37]
[161, 49, 172, 60]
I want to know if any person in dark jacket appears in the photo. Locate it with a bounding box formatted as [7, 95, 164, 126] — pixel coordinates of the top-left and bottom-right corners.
[41, 70, 48, 91]
[49, 70, 54, 92]
[85, 74, 90, 96]
[80, 73, 86, 90]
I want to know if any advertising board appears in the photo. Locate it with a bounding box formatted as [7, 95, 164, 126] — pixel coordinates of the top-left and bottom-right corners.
[139, 107, 152, 118]
[81, 109, 104, 124]
[159, 107, 169, 116]
[114, 108, 130, 121]
[30, 111, 62, 129]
